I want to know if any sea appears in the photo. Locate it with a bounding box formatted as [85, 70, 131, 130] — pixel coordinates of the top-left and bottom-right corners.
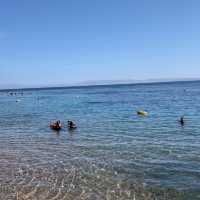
[0, 81, 200, 200]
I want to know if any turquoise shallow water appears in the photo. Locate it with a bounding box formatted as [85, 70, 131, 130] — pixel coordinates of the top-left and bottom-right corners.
[0, 81, 200, 199]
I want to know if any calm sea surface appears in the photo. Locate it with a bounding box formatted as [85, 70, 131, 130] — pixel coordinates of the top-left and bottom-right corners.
[0, 81, 200, 200]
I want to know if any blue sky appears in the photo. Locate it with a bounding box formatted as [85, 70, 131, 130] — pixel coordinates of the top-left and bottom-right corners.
[0, 0, 200, 87]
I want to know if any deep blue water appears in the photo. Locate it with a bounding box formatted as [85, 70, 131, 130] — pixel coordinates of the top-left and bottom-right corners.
[0, 81, 200, 199]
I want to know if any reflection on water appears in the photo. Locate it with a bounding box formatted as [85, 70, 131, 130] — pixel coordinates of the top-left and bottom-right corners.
[1, 81, 200, 199]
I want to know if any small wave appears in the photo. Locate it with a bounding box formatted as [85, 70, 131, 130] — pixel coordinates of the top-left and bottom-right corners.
[86, 101, 107, 104]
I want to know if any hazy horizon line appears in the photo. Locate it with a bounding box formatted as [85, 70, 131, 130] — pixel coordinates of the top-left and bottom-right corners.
[0, 77, 200, 91]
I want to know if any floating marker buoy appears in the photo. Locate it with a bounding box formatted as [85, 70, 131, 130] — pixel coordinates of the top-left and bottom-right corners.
[137, 110, 148, 116]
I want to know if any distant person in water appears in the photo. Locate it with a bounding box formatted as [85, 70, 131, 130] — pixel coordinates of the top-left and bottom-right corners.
[179, 116, 185, 126]
[56, 120, 61, 127]
[68, 120, 77, 129]
[50, 120, 62, 130]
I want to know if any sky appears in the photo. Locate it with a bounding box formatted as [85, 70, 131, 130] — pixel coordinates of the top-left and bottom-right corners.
[0, 0, 200, 88]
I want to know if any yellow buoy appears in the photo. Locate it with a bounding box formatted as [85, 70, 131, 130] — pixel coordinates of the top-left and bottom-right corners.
[137, 110, 148, 116]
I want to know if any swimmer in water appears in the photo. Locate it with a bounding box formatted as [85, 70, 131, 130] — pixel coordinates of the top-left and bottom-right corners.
[179, 116, 185, 126]
[50, 120, 62, 130]
[68, 120, 77, 129]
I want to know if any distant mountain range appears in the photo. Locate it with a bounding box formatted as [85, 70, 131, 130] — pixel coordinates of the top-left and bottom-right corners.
[78, 78, 200, 86]
[0, 78, 200, 90]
